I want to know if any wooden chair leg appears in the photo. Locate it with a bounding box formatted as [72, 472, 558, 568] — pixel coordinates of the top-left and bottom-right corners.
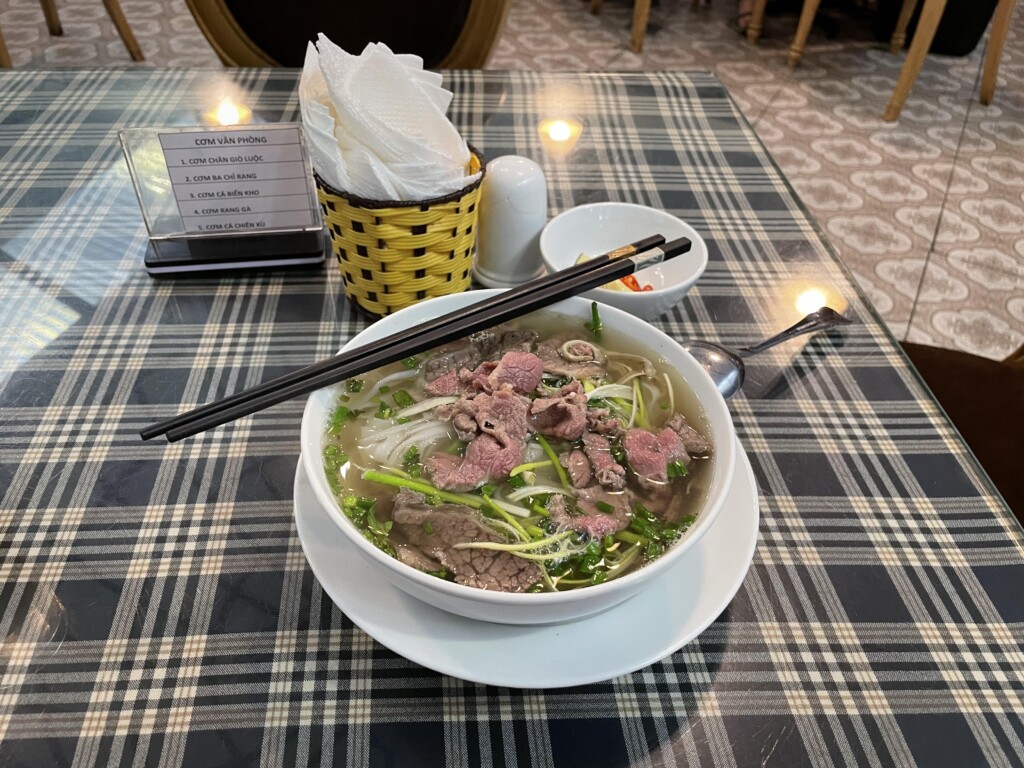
[747, 0, 769, 42]
[102, 0, 144, 61]
[38, 0, 63, 36]
[980, 0, 1016, 104]
[883, 0, 948, 120]
[0, 25, 12, 67]
[788, 0, 823, 66]
[630, 0, 653, 52]
[889, 0, 918, 51]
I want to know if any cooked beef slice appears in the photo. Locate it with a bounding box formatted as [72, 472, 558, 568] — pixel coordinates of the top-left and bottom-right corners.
[530, 381, 588, 440]
[424, 344, 482, 382]
[396, 543, 443, 572]
[582, 432, 626, 490]
[585, 407, 622, 438]
[489, 351, 544, 394]
[424, 370, 463, 397]
[423, 332, 500, 382]
[500, 330, 538, 352]
[665, 413, 711, 455]
[535, 336, 607, 379]
[547, 489, 629, 538]
[461, 361, 497, 393]
[559, 449, 592, 488]
[623, 427, 690, 482]
[426, 433, 525, 490]
[436, 396, 480, 441]
[392, 490, 542, 592]
[474, 389, 531, 443]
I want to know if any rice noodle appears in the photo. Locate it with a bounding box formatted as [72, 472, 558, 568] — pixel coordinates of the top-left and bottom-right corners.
[586, 384, 633, 401]
[396, 395, 459, 420]
[345, 367, 419, 409]
[617, 371, 649, 386]
[367, 419, 444, 463]
[506, 484, 574, 502]
[362, 417, 408, 444]
[386, 422, 452, 466]
[663, 372, 675, 414]
[488, 497, 532, 518]
[605, 351, 655, 377]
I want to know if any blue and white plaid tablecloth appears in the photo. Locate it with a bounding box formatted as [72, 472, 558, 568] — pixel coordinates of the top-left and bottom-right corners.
[0, 69, 1021, 767]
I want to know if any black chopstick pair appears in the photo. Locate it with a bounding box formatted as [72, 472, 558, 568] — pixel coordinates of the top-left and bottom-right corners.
[141, 234, 692, 442]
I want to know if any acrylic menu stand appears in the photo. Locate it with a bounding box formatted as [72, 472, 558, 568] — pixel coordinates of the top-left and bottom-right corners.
[120, 124, 327, 275]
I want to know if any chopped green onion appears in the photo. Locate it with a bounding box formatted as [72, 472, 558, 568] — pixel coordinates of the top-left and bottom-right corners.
[378, 385, 391, 394]
[584, 301, 602, 341]
[376, 401, 395, 419]
[535, 435, 571, 490]
[328, 405, 359, 433]
[507, 474, 526, 489]
[595, 500, 615, 514]
[422, 521, 434, 534]
[346, 379, 364, 393]
[509, 460, 554, 477]
[393, 390, 415, 408]
[668, 460, 688, 479]
[401, 356, 419, 369]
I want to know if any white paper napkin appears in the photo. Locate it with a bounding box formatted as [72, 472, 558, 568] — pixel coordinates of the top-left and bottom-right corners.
[299, 37, 480, 201]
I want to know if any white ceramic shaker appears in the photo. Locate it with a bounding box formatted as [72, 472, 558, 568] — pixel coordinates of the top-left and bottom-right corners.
[474, 155, 548, 288]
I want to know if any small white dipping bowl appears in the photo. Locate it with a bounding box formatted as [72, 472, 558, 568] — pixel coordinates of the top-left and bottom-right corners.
[300, 291, 736, 625]
[540, 202, 709, 321]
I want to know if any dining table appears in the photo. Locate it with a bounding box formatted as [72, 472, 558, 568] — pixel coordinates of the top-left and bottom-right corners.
[1, 67, 1022, 768]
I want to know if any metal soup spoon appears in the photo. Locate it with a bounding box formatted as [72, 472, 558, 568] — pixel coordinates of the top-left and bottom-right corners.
[680, 307, 852, 399]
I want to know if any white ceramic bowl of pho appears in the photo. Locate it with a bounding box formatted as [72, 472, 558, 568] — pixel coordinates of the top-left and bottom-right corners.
[300, 290, 737, 625]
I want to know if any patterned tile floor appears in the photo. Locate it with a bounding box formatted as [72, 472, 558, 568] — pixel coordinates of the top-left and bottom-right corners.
[2, 0, 1021, 358]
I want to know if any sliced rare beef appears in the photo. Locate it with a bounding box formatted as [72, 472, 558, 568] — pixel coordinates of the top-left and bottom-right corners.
[488, 351, 544, 394]
[475, 389, 531, 443]
[461, 361, 497, 393]
[622, 427, 690, 482]
[436, 396, 480, 440]
[535, 336, 607, 379]
[585, 407, 622, 438]
[391, 489, 542, 592]
[665, 413, 711, 455]
[582, 432, 626, 490]
[427, 432, 525, 491]
[423, 370, 464, 397]
[530, 380, 588, 440]
[559, 449, 592, 488]
[547, 489, 629, 538]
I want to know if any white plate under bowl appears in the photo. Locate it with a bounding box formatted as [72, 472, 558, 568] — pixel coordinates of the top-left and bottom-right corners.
[294, 439, 759, 689]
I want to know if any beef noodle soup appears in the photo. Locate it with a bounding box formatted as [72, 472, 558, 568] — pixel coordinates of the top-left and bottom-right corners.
[322, 308, 713, 593]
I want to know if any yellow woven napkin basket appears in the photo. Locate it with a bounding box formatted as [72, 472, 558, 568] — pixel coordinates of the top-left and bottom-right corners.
[316, 149, 485, 317]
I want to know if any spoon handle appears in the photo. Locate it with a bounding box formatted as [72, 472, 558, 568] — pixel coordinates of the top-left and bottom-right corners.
[738, 306, 851, 357]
